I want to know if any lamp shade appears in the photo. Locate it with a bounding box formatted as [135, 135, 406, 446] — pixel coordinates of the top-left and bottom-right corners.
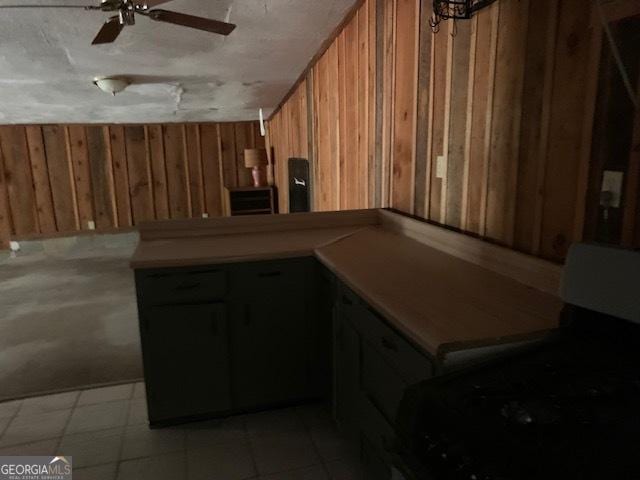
[244, 148, 268, 168]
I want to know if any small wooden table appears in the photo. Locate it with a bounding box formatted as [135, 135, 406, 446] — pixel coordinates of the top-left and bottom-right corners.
[223, 186, 277, 216]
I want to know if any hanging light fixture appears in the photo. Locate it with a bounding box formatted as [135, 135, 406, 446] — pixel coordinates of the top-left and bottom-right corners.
[430, 0, 498, 32]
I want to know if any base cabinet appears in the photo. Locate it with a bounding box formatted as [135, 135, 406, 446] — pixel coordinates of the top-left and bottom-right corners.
[140, 303, 231, 423]
[135, 257, 322, 426]
[332, 283, 433, 477]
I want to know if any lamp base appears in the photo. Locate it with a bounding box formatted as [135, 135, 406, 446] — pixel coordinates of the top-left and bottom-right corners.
[251, 166, 266, 187]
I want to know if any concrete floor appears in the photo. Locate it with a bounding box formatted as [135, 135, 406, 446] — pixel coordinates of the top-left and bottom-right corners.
[0, 233, 143, 401]
[0, 383, 361, 480]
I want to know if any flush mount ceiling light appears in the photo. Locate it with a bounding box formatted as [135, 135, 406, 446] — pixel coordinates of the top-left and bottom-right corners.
[93, 76, 130, 95]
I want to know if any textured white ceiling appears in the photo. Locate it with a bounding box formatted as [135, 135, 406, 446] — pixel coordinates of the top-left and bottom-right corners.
[0, 0, 354, 124]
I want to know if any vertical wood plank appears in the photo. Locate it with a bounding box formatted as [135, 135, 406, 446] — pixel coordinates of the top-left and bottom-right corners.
[108, 126, 132, 228]
[42, 125, 78, 232]
[125, 125, 154, 223]
[0, 142, 12, 246]
[0, 127, 38, 235]
[86, 126, 116, 230]
[67, 126, 95, 230]
[25, 126, 57, 234]
[485, 0, 530, 245]
[367, 0, 377, 209]
[540, 0, 592, 260]
[391, 0, 419, 214]
[514, 0, 559, 254]
[380, 0, 396, 208]
[329, 42, 341, 211]
[344, 22, 359, 210]
[414, 0, 433, 219]
[219, 123, 237, 188]
[147, 125, 169, 220]
[185, 124, 205, 217]
[200, 124, 224, 217]
[358, 3, 370, 209]
[445, 21, 472, 229]
[163, 124, 190, 219]
[235, 123, 253, 188]
[428, 25, 449, 222]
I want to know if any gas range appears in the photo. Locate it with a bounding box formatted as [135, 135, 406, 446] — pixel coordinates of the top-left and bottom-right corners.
[393, 244, 640, 480]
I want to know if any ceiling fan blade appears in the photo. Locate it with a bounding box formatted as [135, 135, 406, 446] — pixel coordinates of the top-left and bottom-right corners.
[92, 16, 123, 45]
[135, 0, 173, 8]
[147, 9, 236, 36]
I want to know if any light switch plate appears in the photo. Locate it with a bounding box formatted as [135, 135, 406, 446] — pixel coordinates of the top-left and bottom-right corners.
[436, 155, 447, 179]
[87, 220, 96, 230]
[601, 170, 624, 208]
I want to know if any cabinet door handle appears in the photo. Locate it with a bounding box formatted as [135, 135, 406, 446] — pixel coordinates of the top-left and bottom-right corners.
[381, 336, 398, 352]
[258, 271, 282, 278]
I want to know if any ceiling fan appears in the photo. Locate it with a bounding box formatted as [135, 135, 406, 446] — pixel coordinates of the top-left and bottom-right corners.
[0, 0, 236, 45]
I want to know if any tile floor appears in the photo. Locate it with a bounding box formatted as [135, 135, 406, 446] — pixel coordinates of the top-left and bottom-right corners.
[0, 383, 363, 479]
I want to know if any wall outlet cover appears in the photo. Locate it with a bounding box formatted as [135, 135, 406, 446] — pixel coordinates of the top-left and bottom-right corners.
[88, 220, 96, 230]
[601, 170, 624, 208]
[436, 155, 447, 179]
[202, 213, 209, 218]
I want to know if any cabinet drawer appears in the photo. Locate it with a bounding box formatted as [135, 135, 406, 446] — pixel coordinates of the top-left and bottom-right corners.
[356, 306, 433, 385]
[360, 394, 396, 464]
[138, 268, 227, 306]
[231, 258, 311, 295]
[362, 341, 407, 423]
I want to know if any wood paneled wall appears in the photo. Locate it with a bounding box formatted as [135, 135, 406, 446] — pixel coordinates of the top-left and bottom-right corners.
[266, 0, 612, 262]
[0, 122, 263, 246]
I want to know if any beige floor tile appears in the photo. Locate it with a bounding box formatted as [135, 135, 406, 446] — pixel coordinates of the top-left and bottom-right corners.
[0, 438, 58, 456]
[245, 408, 305, 440]
[184, 416, 246, 450]
[251, 431, 321, 476]
[117, 452, 186, 480]
[0, 409, 71, 446]
[78, 385, 134, 406]
[19, 391, 79, 416]
[66, 400, 129, 434]
[309, 421, 355, 462]
[260, 465, 329, 480]
[73, 463, 117, 480]
[0, 399, 22, 419]
[126, 399, 148, 426]
[132, 383, 146, 399]
[187, 440, 255, 480]
[121, 424, 185, 460]
[58, 427, 124, 468]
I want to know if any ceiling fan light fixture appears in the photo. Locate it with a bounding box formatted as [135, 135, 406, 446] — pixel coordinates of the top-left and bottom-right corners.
[93, 76, 130, 95]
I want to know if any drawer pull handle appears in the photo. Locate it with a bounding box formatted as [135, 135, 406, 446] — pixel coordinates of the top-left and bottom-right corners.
[258, 271, 282, 278]
[341, 295, 353, 306]
[381, 337, 398, 352]
[175, 282, 201, 291]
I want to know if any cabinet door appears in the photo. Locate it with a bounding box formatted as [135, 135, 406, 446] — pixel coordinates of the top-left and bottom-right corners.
[141, 303, 231, 423]
[334, 304, 361, 442]
[230, 294, 311, 409]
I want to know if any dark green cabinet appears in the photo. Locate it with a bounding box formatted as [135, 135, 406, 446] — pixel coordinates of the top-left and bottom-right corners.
[230, 295, 312, 409]
[334, 303, 361, 442]
[332, 282, 433, 479]
[136, 257, 324, 426]
[140, 303, 231, 423]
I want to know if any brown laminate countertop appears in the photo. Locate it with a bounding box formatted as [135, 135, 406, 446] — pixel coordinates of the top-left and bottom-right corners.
[130, 225, 367, 269]
[316, 227, 562, 358]
[131, 210, 563, 358]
